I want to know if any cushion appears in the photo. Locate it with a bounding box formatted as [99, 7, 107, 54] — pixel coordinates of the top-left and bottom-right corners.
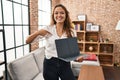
[33, 73, 44, 80]
[83, 54, 97, 61]
[71, 68, 80, 76]
[32, 47, 45, 72]
[71, 60, 100, 68]
[71, 56, 100, 68]
[8, 54, 39, 80]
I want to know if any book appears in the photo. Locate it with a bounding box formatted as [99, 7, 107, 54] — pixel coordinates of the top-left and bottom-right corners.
[83, 54, 97, 61]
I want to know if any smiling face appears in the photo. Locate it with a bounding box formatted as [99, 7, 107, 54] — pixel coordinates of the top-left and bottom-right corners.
[50, 4, 73, 37]
[53, 7, 66, 24]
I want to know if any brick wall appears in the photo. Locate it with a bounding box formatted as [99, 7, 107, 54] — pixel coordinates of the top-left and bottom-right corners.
[29, 0, 39, 51]
[52, 0, 120, 63]
[30, 0, 120, 62]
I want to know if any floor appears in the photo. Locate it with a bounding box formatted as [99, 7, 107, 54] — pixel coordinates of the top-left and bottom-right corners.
[1, 66, 120, 80]
[102, 66, 120, 80]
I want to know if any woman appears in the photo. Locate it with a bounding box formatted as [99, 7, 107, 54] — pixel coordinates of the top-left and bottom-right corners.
[26, 4, 83, 80]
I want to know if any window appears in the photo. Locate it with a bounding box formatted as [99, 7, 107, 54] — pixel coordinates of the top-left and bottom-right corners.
[0, 0, 51, 77]
[0, 0, 29, 77]
[38, 0, 51, 47]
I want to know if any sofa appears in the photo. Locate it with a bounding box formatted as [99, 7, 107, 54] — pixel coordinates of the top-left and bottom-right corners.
[7, 46, 100, 80]
[7, 47, 45, 80]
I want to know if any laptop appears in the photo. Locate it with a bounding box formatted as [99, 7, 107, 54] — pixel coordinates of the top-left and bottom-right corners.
[55, 37, 81, 62]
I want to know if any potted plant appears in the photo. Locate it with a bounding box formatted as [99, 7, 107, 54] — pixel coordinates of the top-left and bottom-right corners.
[89, 38, 94, 42]
[105, 38, 109, 43]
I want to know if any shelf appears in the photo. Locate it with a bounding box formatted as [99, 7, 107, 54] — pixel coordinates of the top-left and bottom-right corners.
[72, 21, 86, 31]
[99, 43, 113, 53]
[85, 43, 98, 52]
[100, 42, 114, 44]
[99, 55, 114, 66]
[85, 42, 99, 44]
[77, 32, 85, 42]
[76, 31, 85, 33]
[73, 20, 114, 66]
[78, 41, 85, 43]
[100, 64, 114, 66]
[99, 53, 113, 55]
[85, 31, 99, 42]
[78, 43, 84, 52]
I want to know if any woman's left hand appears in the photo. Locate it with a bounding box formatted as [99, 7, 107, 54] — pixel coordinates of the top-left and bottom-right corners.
[75, 56, 83, 62]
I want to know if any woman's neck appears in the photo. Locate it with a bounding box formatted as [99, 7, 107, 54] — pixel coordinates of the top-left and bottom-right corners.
[56, 23, 64, 37]
[56, 23, 64, 31]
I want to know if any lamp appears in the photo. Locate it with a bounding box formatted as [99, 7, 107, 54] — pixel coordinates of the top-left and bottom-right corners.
[116, 20, 120, 30]
[115, 20, 120, 66]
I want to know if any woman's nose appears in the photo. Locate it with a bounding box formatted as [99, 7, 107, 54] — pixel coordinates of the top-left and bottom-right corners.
[57, 13, 62, 16]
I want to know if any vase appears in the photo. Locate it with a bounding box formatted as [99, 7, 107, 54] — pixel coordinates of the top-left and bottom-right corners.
[89, 46, 93, 51]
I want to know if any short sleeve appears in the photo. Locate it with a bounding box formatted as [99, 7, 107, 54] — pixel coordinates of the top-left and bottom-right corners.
[31, 35, 44, 43]
[42, 26, 51, 33]
[31, 26, 52, 43]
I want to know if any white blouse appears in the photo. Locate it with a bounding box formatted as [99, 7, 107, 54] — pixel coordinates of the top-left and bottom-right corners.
[33, 25, 76, 59]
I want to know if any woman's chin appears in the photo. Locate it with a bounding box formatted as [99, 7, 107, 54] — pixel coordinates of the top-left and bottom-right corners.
[56, 21, 64, 24]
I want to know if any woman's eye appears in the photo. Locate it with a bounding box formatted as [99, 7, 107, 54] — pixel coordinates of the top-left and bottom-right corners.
[54, 12, 65, 15]
[54, 12, 58, 14]
[60, 12, 65, 14]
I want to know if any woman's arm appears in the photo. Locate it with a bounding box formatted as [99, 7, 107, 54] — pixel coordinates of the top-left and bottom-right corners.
[76, 56, 83, 62]
[26, 29, 49, 44]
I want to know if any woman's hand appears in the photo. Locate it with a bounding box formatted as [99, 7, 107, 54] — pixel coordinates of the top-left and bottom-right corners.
[75, 56, 83, 62]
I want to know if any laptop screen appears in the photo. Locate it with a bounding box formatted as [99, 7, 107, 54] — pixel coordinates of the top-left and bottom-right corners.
[55, 37, 81, 62]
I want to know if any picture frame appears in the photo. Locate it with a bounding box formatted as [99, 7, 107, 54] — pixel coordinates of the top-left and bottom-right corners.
[91, 25, 99, 31]
[86, 22, 92, 31]
[78, 14, 86, 21]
